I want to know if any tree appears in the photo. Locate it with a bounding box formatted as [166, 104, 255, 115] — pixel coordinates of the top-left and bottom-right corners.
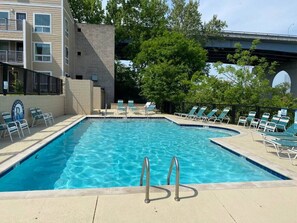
[134, 31, 207, 111]
[106, 0, 168, 60]
[212, 39, 278, 106]
[168, 0, 227, 44]
[68, 0, 104, 24]
[115, 61, 144, 102]
[187, 75, 231, 104]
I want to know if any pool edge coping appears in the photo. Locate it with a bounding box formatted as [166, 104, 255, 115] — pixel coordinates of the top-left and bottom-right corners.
[0, 114, 296, 199]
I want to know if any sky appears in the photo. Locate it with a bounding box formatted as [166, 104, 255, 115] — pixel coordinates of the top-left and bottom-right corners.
[102, 0, 297, 36]
[199, 0, 297, 36]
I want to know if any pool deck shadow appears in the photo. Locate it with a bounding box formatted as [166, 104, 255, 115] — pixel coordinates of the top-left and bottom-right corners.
[0, 113, 297, 222]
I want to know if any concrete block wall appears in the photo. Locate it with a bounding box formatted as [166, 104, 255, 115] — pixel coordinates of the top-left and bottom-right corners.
[65, 79, 93, 115]
[0, 95, 65, 125]
[75, 24, 115, 107]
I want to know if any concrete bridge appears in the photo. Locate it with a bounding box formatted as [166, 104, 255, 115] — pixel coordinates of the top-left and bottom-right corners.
[206, 31, 297, 95]
[116, 30, 297, 94]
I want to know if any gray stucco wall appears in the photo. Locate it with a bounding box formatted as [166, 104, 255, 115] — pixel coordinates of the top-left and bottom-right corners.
[74, 24, 115, 106]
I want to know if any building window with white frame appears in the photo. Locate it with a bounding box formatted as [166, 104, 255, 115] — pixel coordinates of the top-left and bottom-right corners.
[0, 11, 9, 25]
[65, 46, 69, 65]
[65, 18, 69, 38]
[34, 43, 51, 62]
[34, 14, 51, 33]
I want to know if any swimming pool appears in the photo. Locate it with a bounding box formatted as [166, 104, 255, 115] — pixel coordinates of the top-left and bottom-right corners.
[0, 118, 286, 192]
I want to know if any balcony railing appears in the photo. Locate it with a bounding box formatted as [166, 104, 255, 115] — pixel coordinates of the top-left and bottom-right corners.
[0, 50, 23, 64]
[0, 19, 23, 32]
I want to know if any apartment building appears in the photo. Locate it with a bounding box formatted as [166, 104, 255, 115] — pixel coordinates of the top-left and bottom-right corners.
[0, 0, 114, 105]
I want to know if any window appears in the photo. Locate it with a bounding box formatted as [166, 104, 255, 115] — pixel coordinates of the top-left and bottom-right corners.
[34, 14, 51, 33]
[0, 11, 9, 25]
[65, 19, 69, 38]
[0, 41, 9, 50]
[65, 46, 69, 65]
[34, 43, 51, 62]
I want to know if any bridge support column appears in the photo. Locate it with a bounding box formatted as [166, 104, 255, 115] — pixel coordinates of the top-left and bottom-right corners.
[269, 60, 297, 96]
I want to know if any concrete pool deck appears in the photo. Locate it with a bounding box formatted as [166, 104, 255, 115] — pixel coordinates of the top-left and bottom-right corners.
[0, 113, 297, 222]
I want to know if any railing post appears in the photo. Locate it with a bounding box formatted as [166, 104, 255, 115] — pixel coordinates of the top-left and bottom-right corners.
[140, 157, 150, 203]
[231, 105, 237, 124]
[167, 156, 180, 201]
[23, 69, 27, 95]
[3, 63, 8, 95]
[256, 106, 260, 118]
[37, 73, 41, 95]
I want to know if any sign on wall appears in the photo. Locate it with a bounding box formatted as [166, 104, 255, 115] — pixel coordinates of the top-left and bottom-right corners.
[11, 99, 25, 121]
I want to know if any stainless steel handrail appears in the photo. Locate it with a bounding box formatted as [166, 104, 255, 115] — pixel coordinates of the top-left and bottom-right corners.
[140, 157, 150, 203]
[167, 156, 180, 201]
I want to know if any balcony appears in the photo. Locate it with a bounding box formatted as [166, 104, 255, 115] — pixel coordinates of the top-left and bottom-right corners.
[0, 19, 23, 32]
[0, 50, 23, 65]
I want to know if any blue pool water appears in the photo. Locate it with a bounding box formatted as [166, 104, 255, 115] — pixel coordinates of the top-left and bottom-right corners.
[0, 118, 284, 192]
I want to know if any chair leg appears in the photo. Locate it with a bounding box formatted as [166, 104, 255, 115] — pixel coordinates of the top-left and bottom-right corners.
[8, 132, 13, 142]
[31, 118, 36, 127]
[19, 128, 25, 137]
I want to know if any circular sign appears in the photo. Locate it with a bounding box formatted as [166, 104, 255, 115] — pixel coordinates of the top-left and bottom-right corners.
[11, 99, 25, 121]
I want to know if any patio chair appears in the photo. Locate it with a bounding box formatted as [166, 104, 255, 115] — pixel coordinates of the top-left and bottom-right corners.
[0, 124, 5, 138]
[0, 121, 21, 142]
[145, 104, 156, 115]
[263, 138, 297, 164]
[258, 115, 280, 132]
[275, 116, 290, 132]
[250, 112, 270, 129]
[174, 106, 198, 118]
[37, 108, 54, 124]
[201, 108, 218, 122]
[29, 108, 52, 127]
[117, 100, 126, 114]
[190, 106, 207, 120]
[128, 100, 134, 109]
[2, 112, 30, 137]
[237, 111, 256, 127]
[128, 100, 140, 114]
[210, 107, 231, 124]
[262, 123, 297, 139]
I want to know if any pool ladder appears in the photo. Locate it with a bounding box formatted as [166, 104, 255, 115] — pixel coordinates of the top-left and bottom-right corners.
[140, 156, 180, 203]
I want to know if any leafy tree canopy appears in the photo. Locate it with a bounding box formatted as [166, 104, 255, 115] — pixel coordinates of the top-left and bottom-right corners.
[187, 39, 296, 108]
[168, 0, 227, 43]
[134, 31, 207, 108]
[69, 0, 104, 23]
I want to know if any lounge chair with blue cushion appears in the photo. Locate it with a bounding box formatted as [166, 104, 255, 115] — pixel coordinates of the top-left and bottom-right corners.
[275, 116, 290, 132]
[263, 138, 297, 164]
[250, 112, 270, 129]
[128, 100, 140, 114]
[2, 112, 30, 137]
[210, 107, 231, 124]
[117, 100, 127, 114]
[201, 108, 218, 122]
[174, 106, 198, 118]
[237, 111, 256, 127]
[262, 123, 297, 139]
[189, 106, 207, 120]
[258, 115, 280, 132]
[145, 104, 156, 115]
